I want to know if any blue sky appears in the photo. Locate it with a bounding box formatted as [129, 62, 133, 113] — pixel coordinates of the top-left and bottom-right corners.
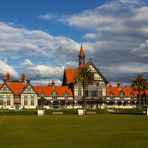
[0, 0, 148, 85]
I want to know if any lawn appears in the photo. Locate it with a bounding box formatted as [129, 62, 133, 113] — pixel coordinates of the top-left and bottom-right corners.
[0, 115, 148, 148]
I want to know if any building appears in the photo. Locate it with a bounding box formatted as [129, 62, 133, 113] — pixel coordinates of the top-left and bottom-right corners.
[0, 46, 147, 110]
[62, 46, 108, 109]
[0, 79, 38, 110]
[0, 78, 73, 110]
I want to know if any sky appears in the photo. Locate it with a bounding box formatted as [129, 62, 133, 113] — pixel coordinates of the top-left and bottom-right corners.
[0, 0, 148, 85]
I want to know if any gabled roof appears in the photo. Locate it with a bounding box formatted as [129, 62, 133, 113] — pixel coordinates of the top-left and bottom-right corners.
[33, 86, 53, 97]
[63, 69, 78, 84]
[54, 86, 73, 96]
[6, 82, 26, 95]
[0, 83, 3, 88]
[106, 86, 133, 97]
[63, 60, 108, 85]
[106, 86, 148, 97]
[33, 86, 73, 97]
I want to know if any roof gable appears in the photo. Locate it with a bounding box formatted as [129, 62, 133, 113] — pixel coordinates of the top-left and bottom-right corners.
[22, 84, 37, 94]
[87, 61, 108, 84]
[0, 83, 12, 94]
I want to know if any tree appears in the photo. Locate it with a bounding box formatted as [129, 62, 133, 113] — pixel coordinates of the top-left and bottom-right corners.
[131, 74, 148, 108]
[38, 97, 49, 109]
[74, 66, 94, 112]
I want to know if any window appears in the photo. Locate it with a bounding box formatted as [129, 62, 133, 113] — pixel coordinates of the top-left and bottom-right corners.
[64, 93, 68, 100]
[31, 99, 34, 105]
[120, 92, 125, 100]
[92, 90, 98, 97]
[78, 90, 82, 96]
[110, 93, 114, 100]
[0, 95, 3, 105]
[27, 87, 31, 91]
[0, 99, 3, 105]
[24, 95, 27, 99]
[52, 91, 58, 100]
[24, 99, 27, 105]
[3, 86, 8, 91]
[85, 90, 88, 97]
[7, 96, 10, 105]
[130, 93, 134, 100]
[31, 96, 34, 99]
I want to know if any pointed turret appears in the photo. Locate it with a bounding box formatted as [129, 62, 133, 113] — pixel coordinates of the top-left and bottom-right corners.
[78, 45, 85, 57]
[78, 46, 85, 67]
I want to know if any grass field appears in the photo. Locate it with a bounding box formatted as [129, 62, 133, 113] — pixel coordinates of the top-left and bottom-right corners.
[0, 115, 148, 148]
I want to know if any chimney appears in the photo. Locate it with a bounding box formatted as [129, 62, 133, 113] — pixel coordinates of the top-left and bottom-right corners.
[20, 72, 25, 82]
[51, 80, 55, 89]
[3, 72, 10, 82]
[26, 76, 30, 84]
[48, 81, 51, 86]
[117, 82, 121, 87]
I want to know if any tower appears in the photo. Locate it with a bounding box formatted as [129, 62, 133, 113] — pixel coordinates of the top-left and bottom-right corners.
[78, 46, 85, 67]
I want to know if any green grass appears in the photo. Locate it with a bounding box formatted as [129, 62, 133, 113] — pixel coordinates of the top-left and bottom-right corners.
[0, 115, 148, 148]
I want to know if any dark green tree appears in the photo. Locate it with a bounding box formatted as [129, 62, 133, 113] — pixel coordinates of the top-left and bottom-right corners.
[38, 97, 49, 109]
[131, 74, 148, 108]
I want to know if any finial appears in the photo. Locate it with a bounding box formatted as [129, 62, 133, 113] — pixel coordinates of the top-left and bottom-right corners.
[26, 76, 30, 83]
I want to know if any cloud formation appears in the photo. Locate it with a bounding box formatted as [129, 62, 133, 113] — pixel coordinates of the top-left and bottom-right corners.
[0, 60, 18, 79]
[1, 0, 148, 83]
[21, 59, 64, 80]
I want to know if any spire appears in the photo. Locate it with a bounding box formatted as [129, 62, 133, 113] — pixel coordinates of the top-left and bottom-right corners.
[78, 45, 85, 57]
[78, 46, 85, 67]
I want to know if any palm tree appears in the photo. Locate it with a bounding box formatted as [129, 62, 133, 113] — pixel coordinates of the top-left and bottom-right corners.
[131, 74, 148, 108]
[74, 66, 94, 112]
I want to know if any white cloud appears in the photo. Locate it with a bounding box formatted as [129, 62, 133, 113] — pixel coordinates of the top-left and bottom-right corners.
[21, 59, 64, 80]
[21, 59, 34, 67]
[83, 33, 97, 40]
[103, 63, 148, 74]
[0, 60, 18, 79]
[0, 22, 80, 58]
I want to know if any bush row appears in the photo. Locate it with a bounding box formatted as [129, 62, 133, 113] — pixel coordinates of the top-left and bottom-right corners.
[0, 108, 147, 115]
[108, 108, 147, 115]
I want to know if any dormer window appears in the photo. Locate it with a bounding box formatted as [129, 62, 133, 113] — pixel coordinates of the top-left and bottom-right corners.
[130, 92, 134, 100]
[64, 93, 68, 100]
[27, 86, 31, 91]
[0, 95, 3, 105]
[52, 91, 58, 100]
[120, 92, 125, 100]
[3, 86, 8, 91]
[110, 92, 114, 100]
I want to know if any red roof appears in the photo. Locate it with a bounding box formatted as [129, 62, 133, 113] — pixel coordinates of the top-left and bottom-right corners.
[106, 86, 133, 97]
[33, 86, 73, 97]
[64, 69, 78, 84]
[7, 82, 26, 95]
[106, 86, 147, 97]
[0, 83, 3, 88]
[78, 46, 85, 57]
